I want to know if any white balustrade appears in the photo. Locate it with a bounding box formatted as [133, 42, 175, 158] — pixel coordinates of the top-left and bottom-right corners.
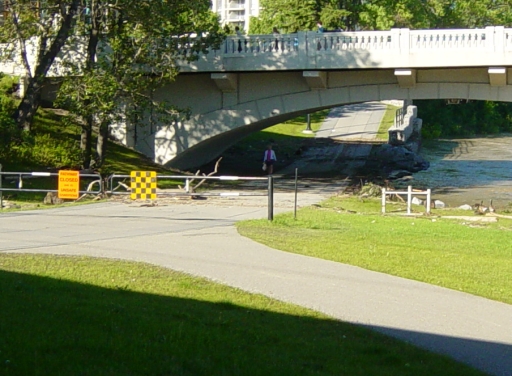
[409, 28, 488, 50]
[313, 31, 394, 52]
[223, 34, 299, 55]
[3, 27, 512, 76]
[505, 30, 512, 51]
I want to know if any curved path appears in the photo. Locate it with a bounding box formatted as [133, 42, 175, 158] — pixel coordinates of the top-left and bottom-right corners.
[1, 193, 512, 376]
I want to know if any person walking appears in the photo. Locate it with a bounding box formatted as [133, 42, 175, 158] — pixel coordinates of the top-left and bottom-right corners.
[272, 27, 280, 51]
[263, 144, 277, 175]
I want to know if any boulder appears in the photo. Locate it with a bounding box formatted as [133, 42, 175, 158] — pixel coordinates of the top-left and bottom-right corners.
[433, 199, 446, 209]
[43, 192, 65, 205]
[370, 144, 430, 177]
[1, 200, 21, 209]
[411, 197, 423, 205]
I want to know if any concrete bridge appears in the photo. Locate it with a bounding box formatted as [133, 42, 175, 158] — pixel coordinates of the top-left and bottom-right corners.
[4, 27, 512, 169]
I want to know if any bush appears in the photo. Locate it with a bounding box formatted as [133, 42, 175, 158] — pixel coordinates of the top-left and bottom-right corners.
[0, 74, 20, 160]
[11, 133, 82, 168]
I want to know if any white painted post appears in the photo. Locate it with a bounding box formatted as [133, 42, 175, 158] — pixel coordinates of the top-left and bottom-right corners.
[185, 178, 190, 193]
[390, 28, 402, 51]
[426, 189, 432, 214]
[485, 26, 495, 52]
[493, 26, 505, 52]
[399, 28, 411, 54]
[381, 188, 386, 214]
[407, 185, 412, 214]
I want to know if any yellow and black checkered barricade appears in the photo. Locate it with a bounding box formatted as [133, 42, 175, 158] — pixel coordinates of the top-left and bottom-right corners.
[108, 173, 275, 221]
[130, 171, 157, 200]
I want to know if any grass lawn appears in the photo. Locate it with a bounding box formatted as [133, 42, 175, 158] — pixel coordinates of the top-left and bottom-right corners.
[377, 105, 400, 140]
[237, 195, 512, 305]
[0, 254, 485, 376]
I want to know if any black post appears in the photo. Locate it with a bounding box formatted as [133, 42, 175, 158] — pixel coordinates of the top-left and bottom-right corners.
[303, 113, 313, 134]
[294, 168, 298, 219]
[268, 175, 274, 221]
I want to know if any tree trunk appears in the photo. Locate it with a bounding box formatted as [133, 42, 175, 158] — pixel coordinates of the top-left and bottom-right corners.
[13, 0, 81, 131]
[14, 78, 44, 132]
[81, 117, 93, 168]
[82, 3, 102, 168]
[95, 122, 109, 167]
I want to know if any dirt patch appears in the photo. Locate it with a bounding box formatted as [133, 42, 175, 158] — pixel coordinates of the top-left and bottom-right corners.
[110, 177, 349, 209]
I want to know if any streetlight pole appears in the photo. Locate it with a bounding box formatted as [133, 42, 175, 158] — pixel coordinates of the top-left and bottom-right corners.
[302, 113, 313, 134]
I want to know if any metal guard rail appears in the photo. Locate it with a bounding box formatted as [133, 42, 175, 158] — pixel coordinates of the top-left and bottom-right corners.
[108, 173, 276, 221]
[0, 171, 102, 194]
[108, 174, 268, 196]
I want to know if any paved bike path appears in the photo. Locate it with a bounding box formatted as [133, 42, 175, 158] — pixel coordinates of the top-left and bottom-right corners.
[1, 201, 512, 376]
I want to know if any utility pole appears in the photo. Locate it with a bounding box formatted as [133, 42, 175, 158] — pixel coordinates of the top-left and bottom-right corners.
[302, 113, 313, 134]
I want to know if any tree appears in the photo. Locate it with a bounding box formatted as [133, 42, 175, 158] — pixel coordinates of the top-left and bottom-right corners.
[0, 0, 82, 131]
[252, 0, 512, 34]
[1, 0, 223, 168]
[54, 0, 223, 168]
[250, 0, 319, 34]
[359, 0, 512, 30]
[250, 0, 370, 34]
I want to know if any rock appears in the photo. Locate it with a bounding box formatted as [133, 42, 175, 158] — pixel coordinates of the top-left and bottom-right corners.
[1, 200, 21, 209]
[369, 144, 430, 176]
[458, 204, 473, 211]
[434, 199, 446, 209]
[387, 170, 411, 179]
[43, 192, 65, 205]
[411, 197, 423, 205]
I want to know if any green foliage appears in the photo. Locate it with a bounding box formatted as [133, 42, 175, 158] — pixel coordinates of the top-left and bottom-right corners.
[0, 74, 18, 97]
[418, 100, 512, 138]
[251, 0, 318, 33]
[0, 74, 20, 158]
[252, 0, 512, 34]
[353, 0, 512, 30]
[11, 133, 82, 168]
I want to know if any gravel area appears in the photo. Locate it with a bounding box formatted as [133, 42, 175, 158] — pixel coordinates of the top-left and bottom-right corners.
[111, 177, 349, 210]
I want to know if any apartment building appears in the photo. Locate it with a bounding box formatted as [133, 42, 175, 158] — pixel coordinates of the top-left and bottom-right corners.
[211, 0, 260, 31]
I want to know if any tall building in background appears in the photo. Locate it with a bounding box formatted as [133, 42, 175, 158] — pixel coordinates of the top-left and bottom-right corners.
[211, 0, 260, 32]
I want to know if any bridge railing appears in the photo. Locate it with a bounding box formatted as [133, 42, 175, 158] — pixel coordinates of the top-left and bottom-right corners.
[4, 26, 512, 76]
[214, 26, 512, 55]
[313, 30, 394, 52]
[223, 34, 299, 55]
[506, 30, 512, 51]
[409, 29, 488, 50]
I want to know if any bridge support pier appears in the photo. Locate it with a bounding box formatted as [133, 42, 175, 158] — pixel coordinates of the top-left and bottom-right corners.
[303, 71, 327, 89]
[488, 67, 507, 86]
[394, 69, 416, 88]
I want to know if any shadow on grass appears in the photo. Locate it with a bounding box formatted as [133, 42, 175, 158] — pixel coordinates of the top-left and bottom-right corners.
[0, 262, 489, 376]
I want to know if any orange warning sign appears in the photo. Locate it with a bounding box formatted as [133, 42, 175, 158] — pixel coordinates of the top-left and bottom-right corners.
[58, 170, 80, 199]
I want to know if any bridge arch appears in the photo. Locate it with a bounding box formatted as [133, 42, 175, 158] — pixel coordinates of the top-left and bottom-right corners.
[114, 67, 512, 170]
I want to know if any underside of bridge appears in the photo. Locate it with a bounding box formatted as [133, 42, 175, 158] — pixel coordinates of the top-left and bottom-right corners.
[108, 66, 512, 170]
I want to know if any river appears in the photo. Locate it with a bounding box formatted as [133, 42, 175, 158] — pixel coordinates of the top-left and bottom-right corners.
[409, 135, 512, 210]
